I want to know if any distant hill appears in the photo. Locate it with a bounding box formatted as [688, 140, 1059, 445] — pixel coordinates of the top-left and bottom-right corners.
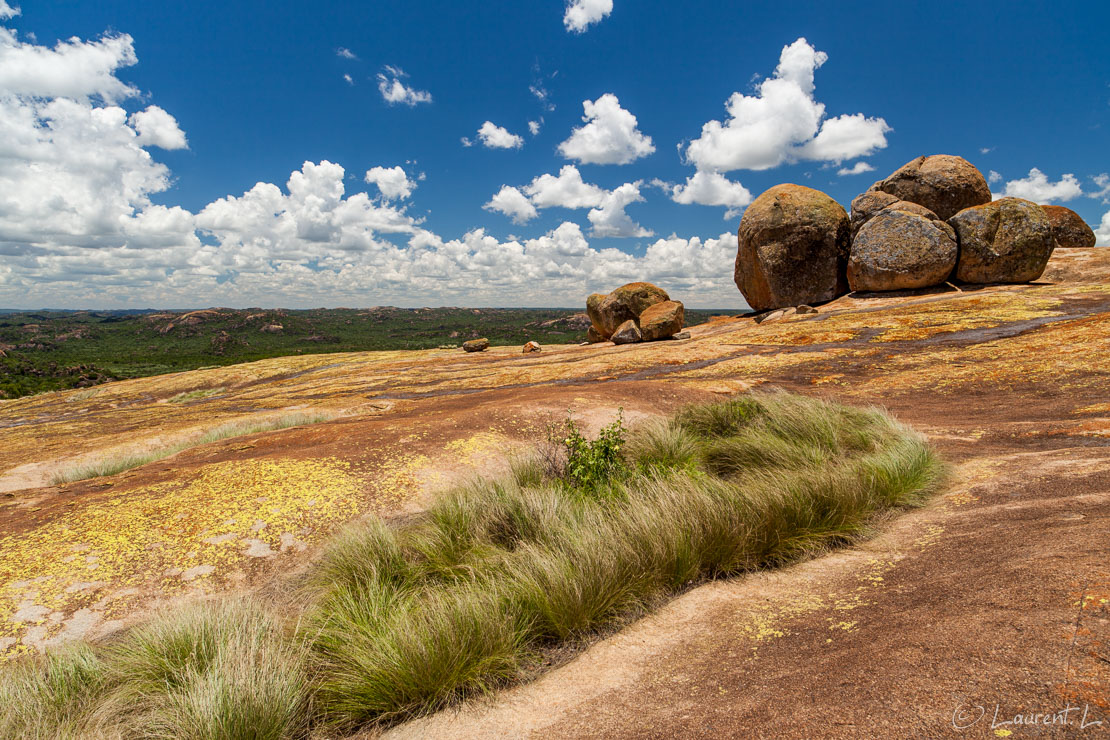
[0, 306, 727, 398]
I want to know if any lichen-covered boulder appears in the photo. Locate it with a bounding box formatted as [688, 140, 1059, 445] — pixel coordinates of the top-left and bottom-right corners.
[1041, 205, 1096, 248]
[735, 184, 851, 311]
[851, 191, 944, 237]
[462, 338, 489, 352]
[586, 325, 606, 344]
[848, 210, 957, 291]
[639, 300, 685, 341]
[610, 319, 642, 345]
[949, 197, 1055, 283]
[586, 283, 669, 339]
[522, 341, 541, 353]
[869, 155, 992, 221]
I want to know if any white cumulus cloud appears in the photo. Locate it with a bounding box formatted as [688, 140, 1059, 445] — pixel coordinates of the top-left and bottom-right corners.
[364, 166, 417, 201]
[1000, 168, 1082, 202]
[1095, 211, 1110, 245]
[564, 0, 613, 33]
[665, 171, 752, 220]
[0, 27, 138, 101]
[0, 1, 20, 19]
[477, 121, 524, 149]
[528, 119, 542, 136]
[129, 105, 187, 149]
[836, 162, 874, 177]
[1089, 173, 1110, 203]
[483, 186, 538, 224]
[376, 66, 432, 106]
[684, 38, 890, 172]
[588, 183, 653, 238]
[989, 170, 1003, 184]
[336, 47, 357, 60]
[558, 93, 654, 165]
[524, 165, 607, 209]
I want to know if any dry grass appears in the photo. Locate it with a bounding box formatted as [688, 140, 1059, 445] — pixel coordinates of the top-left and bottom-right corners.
[49, 411, 337, 485]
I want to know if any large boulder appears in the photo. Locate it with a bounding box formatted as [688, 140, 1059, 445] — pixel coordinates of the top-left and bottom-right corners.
[850, 192, 944, 237]
[735, 184, 851, 311]
[848, 210, 958, 292]
[949, 197, 1055, 283]
[586, 283, 669, 339]
[639, 300, 685, 341]
[869, 155, 992, 221]
[610, 319, 642, 345]
[1041, 205, 1096, 249]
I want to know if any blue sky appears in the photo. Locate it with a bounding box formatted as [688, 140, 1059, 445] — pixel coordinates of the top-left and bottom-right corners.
[0, 0, 1107, 309]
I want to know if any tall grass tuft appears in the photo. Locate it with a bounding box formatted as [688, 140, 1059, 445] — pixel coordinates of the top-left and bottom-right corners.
[4, 391, 945, 737]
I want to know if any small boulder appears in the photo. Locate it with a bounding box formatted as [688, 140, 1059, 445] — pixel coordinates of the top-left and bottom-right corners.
[848, 210, 958, 291]
[1041, 205, 1096, 249]
[755, 307, 797, 325]
[522, 341, 541, 353]
[796, 305, 818, 314]
[735, 184, 851, 311]
[462, 338, 490, 353]
[639, 300, 685, 341]
[869, 155, 992, 221]
[949, 197, 1055, 283]
[260, 324, 283, 333]
[610, 320, 642, 345]
[672, 331, 691, 340]
[586, 326, 606, 344]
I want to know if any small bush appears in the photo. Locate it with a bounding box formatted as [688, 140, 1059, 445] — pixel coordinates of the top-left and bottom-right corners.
[545, 410, 627, 495]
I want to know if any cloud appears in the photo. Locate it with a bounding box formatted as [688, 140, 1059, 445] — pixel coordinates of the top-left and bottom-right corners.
[483, 186, 538, 224]
[1089, 173, 1110, 203]
[989, 170, 1003, 184]
[477, 121, 524, 149]
[376, 66, 432, 106]
[684, 37, 890, 172]
[336, 47, 357, 60]
[528, 119, 542, 136]
[588, 182, 653, 238]
[460, 137, 473, 147]
[664, 171, 752, 220]
[1096, 210, 1110, 245]
[836, 161, 875, 177]
[364, 166, 417, 200]
[980, 147, 994, 154]
[524, 165, 606, 209]
[343, 73, 353, 86]
[1000, 168, 1082, 202]
[0, 27, 139, 101]
[0, 1, 19, 19]
[564, 0, 613, 33]
[558, 93, 654, 165]
[129, 105, 188, 149]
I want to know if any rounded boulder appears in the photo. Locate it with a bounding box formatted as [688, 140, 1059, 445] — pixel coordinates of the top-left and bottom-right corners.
[735, 184, 851, 311]
[586, 283, 669, 339]
[639, 300, 685, 341]
[1041, 205, 1096, 249]
[869, 155, 992, 221]
[949, 197, 1055, 284]
[848, 210, 957, 292]
[610, 319, 642, 345]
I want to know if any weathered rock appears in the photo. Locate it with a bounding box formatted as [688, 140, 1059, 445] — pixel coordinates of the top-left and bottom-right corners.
[949, 197, 1055, 284]
[848, 210, 958, 292]
[586, 326, 606, 344]
[672, 331, 691, 340]
[796, 305, 818, 314]
[522, 341, 541, 353]
[869, 155, 991, 221]
[639, 300, 685, 341]
[735, 184, 851, 311]
[610, 320, 642, 345]
[851, 191, 945, 237]
[755, 307, 797, 325]
[1041, 205, 1096, 249]
[586, 283, 669, 339]
[462, 338, 490, 353]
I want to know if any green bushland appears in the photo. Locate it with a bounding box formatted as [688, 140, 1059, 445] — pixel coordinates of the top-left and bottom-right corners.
[0, 307, 725, 399]
[0, 391, 945, 738]
[50, 411, 337, 485]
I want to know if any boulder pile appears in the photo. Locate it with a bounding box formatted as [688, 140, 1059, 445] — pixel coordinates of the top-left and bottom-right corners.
[733, 154, 1097, 309]
[586, 282, 685, 343]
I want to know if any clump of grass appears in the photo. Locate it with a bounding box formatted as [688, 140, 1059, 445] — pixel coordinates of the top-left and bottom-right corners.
[168, 387, 227, 404]
[301, 391, 946, 732]
[50, 410, 337, 485]
[8, 391, 946, 737]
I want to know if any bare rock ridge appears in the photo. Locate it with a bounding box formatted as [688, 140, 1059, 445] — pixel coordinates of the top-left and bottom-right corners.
[733, 153, 1101, 310]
